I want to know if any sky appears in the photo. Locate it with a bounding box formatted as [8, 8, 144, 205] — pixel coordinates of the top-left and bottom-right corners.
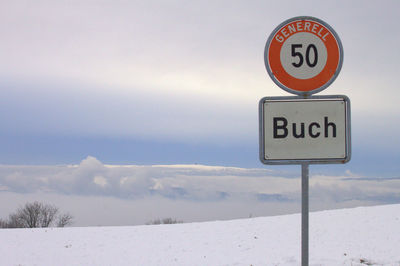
[1, 0, 400, 226]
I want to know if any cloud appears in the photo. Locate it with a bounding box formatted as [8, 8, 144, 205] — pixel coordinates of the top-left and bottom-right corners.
[1, 156, 399, 205]
[1, 156, 400, 226]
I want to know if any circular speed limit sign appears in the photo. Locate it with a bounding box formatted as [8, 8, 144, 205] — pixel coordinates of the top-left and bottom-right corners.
[265, 16, 343, 96]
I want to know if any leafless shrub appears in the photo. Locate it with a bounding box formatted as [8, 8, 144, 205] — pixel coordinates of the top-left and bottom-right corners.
[0, 219, 8, 228]
[0, 201, 73, 228]
[146, 218, 183, 225]
[57, 213, 74, 227]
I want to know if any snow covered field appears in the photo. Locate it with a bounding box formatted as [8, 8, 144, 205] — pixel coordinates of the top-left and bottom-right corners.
[1, 204, 399, 266]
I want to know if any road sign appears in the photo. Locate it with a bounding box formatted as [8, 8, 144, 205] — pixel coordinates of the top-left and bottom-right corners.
[264, 16, 343, 96]
[259, 95, 351, 164]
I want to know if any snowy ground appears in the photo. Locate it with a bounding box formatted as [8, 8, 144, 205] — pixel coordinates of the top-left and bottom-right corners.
[0, 204, 399, 266]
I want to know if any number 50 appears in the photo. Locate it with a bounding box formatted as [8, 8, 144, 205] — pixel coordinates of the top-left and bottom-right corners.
[291, 44, 318, 68]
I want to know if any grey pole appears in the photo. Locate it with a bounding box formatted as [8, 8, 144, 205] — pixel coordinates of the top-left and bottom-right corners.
[301, 163, 309, 266]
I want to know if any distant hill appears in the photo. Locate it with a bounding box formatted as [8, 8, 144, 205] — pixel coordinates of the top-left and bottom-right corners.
[0, 204, 399, 265]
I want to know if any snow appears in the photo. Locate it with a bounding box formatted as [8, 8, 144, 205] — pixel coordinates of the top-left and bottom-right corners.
[1, 204, 399, 266]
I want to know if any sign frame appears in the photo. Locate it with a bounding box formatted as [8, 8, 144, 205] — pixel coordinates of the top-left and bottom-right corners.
[264, 16, 344, 96]
[259, 95, 351, 165]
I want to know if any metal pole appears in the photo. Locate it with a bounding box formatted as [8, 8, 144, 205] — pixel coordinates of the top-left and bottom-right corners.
[301, 163, 309, 266]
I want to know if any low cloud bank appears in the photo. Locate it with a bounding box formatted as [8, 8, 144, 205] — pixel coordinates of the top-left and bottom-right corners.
[1, 156, 399, 204]
[1, 156, 399, 226]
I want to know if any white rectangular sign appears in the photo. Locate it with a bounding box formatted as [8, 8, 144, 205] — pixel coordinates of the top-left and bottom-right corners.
[259, 95, 351, 164]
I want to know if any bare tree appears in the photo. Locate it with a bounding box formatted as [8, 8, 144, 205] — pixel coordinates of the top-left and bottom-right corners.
[17, 201, 43, 228]
[0, 218, 8, 228]
[57, 213, 73, 227]
[7, 213, 25, 228]
[40, 204, 59, 227]
[146, 217, 183, 225]
[1, 201, 73, 228]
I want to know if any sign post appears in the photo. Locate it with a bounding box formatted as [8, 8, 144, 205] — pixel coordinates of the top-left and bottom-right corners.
[260, 16, 349, 266]
[301, 163, 309, 266]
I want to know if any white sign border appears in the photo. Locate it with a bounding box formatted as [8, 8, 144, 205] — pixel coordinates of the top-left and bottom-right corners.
[259, 95, 351, 165]
[264, 16, 344, 96]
